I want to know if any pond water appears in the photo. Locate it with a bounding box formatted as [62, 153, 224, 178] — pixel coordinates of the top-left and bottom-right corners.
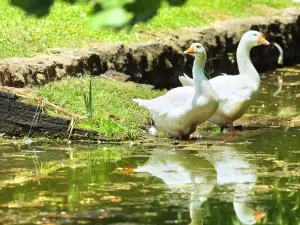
[0, 65, 300, 225]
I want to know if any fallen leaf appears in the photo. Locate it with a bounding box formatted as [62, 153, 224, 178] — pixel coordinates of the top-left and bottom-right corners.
[111, 197, 121, 202]
[123, 168, 134, 173]
[101, 196, 122, 203]
[255, 185, 273, 191]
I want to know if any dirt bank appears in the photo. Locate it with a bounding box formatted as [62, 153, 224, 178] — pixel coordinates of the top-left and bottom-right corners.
[0, 91, 105, 140]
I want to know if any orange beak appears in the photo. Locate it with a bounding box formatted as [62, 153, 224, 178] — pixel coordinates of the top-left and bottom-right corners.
[184, 46, 194, 54]
[258, 35, 270, 45]
[254, 211, 266, 221]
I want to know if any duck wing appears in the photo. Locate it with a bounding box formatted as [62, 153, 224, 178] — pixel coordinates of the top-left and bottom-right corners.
[133, 86, 194, 116]
[209, 74, 257, 102]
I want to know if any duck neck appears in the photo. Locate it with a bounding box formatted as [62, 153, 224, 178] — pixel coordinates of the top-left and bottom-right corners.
[236, 42, 260, 84]
[193, 56, 207, 98]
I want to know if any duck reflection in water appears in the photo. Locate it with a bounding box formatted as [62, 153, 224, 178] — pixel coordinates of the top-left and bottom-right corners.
[135, 144, 265, 225]
[135, 150, 216, 225]
[202, 144, 266, 225]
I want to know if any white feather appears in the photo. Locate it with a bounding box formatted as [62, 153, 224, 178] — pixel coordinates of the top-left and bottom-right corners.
[178, 73, 194, 86]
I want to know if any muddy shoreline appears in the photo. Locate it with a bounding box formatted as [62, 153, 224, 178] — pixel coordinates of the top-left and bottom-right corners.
[0, 91, 110, 140]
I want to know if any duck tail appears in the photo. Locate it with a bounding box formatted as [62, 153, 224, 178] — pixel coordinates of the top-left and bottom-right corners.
[179, 73, 193, 86]
[132, 98, 146, 106]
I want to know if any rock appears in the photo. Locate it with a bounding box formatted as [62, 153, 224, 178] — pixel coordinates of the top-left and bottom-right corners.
[101, 70, 130, 82]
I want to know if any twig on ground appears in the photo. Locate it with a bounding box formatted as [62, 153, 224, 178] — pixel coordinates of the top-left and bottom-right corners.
[0, 86, 86, 120]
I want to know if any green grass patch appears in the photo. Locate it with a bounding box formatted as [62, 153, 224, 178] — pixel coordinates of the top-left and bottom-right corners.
[36, 76, 166, 140]
[0, 0, 295, 58]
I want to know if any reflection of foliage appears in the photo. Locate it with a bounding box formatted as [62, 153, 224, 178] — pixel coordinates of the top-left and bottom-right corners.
[10, 0, 187, 28]
[246, 128, 300, 225]
[257, 177, 300, 225]
[32, 154, 44, 175]
[72, 145, 134, 165]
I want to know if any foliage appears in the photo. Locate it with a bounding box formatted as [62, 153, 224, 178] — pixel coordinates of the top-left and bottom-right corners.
[10, 0, 55, 17]
[10, 0, 187, 28]
[36, 76, 166, 139]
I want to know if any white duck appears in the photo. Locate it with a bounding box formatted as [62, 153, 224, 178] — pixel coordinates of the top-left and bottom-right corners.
[133, 43, 219, 139]
[179, 31, 270, 130]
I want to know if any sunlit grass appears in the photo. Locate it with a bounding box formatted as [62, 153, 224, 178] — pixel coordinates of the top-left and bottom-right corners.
[36, 76, 166, 139]
[0, 0, 295, 58]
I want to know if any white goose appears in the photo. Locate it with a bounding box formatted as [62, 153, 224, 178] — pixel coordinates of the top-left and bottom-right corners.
[133, 43, 219, 139]
[179, 31, 270, 130]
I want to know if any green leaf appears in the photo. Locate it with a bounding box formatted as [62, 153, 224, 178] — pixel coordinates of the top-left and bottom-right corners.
[166, 0, 186, 6]
[10, 0, 187, 27]
[89, 0, 135, 15]
[62, 0, 90, 3]
[125, 0, 162, 24]
[10, 0, 55, 17]
[89, 7, 132, 28]
[95, 0, 135, 9]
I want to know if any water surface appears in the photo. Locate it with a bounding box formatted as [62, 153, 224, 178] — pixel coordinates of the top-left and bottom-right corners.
[0, 66, 299, 225]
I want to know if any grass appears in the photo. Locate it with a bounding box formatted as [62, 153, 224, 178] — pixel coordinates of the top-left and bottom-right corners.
[82, 79, 93, 126]
[36, 76, 166, 139]
[0, 0, 296, 58]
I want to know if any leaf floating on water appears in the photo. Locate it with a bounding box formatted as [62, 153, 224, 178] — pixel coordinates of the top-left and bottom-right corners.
[77, 220, 90, 225]
[289, 184, 300, 190]
[111, 197, 122, 203]
[79, 198, 97, 205]
[1, 200, 44, 208]
[277, 67, 300, 73]
[31, 176, 41, 181]
[101, 196, 122, 203]
[37, 222, 56, 225]
[273, 160, 300, 166]
[259, 171, 300, 177]
[123, 167, 134, 173]
[135, 139, 153, 143]
[97, 212, 109, 219]
[144, 212, 158, 217]
[292, 205, 299, 211]
[255, 185, 273, 191]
